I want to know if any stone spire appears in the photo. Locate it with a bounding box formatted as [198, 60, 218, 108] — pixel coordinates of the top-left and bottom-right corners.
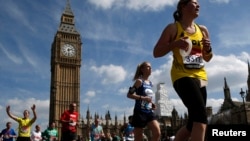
[246, 60, 250, 101]
[58, 0, 79, 34]
[223, 77, 232, 100]
[63, 0, 74, 16]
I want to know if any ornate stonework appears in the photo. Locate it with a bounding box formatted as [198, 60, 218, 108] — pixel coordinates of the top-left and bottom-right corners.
[49, 0, 82, 138]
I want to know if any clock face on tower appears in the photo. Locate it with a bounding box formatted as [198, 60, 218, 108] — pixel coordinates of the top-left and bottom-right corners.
[61, 44, 76, 57]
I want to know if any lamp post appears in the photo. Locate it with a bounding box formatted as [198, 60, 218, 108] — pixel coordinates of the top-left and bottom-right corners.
[239, 88, 248, 124]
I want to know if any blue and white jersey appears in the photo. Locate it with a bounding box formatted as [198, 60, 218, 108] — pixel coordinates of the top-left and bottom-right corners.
[134, 79, 154, 113]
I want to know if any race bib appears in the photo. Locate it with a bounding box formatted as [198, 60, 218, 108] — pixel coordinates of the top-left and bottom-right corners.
[94, 134, 100, 140]
[183, 54, 204, 69]
[20, 126, 29, 133]
[69, 122, 76, 126]
[141, 88, 154, 110]
[50, 136, 57, 141]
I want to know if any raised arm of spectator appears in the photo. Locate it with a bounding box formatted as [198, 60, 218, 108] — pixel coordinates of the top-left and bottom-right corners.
[6, 105, 18, 121]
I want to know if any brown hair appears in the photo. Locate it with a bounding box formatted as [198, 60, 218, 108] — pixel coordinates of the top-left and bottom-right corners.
[132, 61, 150, 81]
[6, 122, 11, 126]
[173, 0, 191, 22]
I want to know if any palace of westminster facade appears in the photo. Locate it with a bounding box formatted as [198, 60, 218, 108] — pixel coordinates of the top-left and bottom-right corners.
[49, 1, 250, 140]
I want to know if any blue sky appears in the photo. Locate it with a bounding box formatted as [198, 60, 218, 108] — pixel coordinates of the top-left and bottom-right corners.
[0, 0, 250, 131]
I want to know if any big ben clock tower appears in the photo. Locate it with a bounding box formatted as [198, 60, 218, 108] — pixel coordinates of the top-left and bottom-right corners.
[49, 0, 82, 135]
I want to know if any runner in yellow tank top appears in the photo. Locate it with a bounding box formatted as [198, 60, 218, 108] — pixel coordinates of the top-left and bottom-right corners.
[153, 0, 213, 141]
[171, 21, 207, 83]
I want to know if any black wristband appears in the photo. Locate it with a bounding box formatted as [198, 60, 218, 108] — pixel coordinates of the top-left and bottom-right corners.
[128, 86, 136, 94]
[206, 47, 212, 53]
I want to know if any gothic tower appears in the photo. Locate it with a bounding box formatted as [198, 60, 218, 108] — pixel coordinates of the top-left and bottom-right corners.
[223, 77, 232, 100]
[155, 83, 172, 116]
[219, 77, 236, 112]
[49, 0, 82, 134]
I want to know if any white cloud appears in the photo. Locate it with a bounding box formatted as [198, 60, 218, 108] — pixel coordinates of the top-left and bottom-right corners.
[118, 87, 128, 95]
[86, 90, 96, 97]
[218, 22, 250, 48]
[207, 54, 247, 77]
[90, 64, 127, 84]
[205, 53, 249, 95]
[170, 98, 187, 115]
[82, 98, 91, 104]
[151, 57, 172, 87]
[206, 98, 224, 114]
[87, 0, 176, 11]
[126, 0, 176, 11]
[88, 0, 117, 9]
[210, 0, 231, 4]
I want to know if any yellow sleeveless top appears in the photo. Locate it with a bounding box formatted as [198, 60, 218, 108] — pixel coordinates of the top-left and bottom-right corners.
[17, 117, 33, 137]
[170, 21, 207, 83]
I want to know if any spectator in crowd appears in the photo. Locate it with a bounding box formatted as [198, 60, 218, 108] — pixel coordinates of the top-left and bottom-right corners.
[90, 118, 105, 141]
[42, 121, 58, 141]
[30, 124, 42, 141]
[0, 122, 17, 141]
[122, 116, 134, 141]
[111, 132, 120, 141]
